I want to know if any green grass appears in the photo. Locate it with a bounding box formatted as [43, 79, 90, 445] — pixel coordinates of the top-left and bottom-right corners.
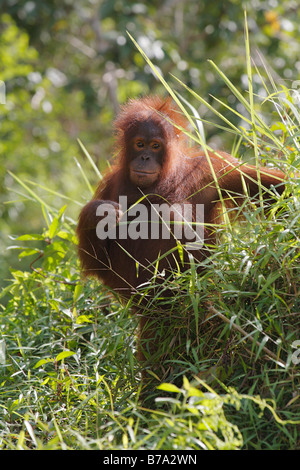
[0, 181, 299, 449]
[1, 25, 300, 449]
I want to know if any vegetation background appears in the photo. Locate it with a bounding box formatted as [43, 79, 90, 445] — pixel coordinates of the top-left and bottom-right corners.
[0, 0, 299, 450]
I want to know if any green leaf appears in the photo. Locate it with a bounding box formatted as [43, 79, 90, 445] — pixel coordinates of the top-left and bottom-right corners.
[48, 216, 59, 239]
[18, 248, 41, 259]
[17, 234, 45, 241]
[73, 284, 84, 302]
[75, 315, 93, 324]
